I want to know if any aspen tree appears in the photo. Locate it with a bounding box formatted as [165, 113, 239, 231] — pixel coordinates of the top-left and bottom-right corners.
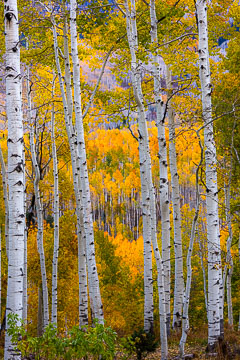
[29, 125, 49, 330]
[124, 0, 153, 333]
[0, 144, 9, 261]
[62, 14, 89, 326]
[149, 1, 171, 333]
[196, 0, 221, 347]
[4, 0, 25, 358]
[51, 75, 60, 326]
[70, 0, 104, 322]
[124, 0, 168, 356]
[22, 148, 27, 324]
[166, 68, 184, 330]
[179, 132, 203, 358]
[52, 20, 88, 326]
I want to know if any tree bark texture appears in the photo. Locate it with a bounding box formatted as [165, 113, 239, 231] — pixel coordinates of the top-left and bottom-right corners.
[4, 1, 25, 358]
[196, 0, 221, 347]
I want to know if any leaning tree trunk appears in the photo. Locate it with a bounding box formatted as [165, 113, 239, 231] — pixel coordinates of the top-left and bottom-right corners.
[4, 1, 25, 358]
[166, 67, 184, 331]
[70, 0, 104, 323]
[196, 0, 221, 348]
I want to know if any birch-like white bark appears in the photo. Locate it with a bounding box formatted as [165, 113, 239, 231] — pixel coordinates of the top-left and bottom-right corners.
[179, 133, 202, 358]
[22, 148, 28, 324]
[149, 1, 171, 332]
[70, 0, 104, 322]
[30, 126, 49, 330]
[124, 0, 153, 334]
[0, 144, 9, 261]
[4, 1, 25, 358]
[196, 0, 221, 347]
[53, 20, 88, 326]
[51, 77, 59, 327]
[166, 67, 184, 331]
[125, 1, 168, 357]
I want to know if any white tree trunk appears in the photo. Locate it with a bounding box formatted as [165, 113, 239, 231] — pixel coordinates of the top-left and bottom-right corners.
[179, 135, 202, 357]
[196, 0, 221, 347]
[22, 148, 28, 324]
[70, 0, 104, 323]
[4, 1, 25, 358]
[124, 0, 154, 334]
[29, 126, 49, 330]
[51, 77, 59, 327]
[124, 1, 168, 357]
[166, 67, 184, 331]
[0, 144, 9, 261]
[149, 2, 171, 333]
[53, 20, 88, 325]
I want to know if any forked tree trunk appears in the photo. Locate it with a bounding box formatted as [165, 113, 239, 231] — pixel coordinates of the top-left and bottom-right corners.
[4, 1, 25, 358]
[196, 0, 221, 347]
[70, 0, 103, 323]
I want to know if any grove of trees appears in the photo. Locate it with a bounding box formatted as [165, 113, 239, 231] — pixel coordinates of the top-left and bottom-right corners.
[0, 0, 240, 359]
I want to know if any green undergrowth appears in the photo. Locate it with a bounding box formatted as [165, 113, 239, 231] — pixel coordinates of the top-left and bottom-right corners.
[6, 313, 135, 360]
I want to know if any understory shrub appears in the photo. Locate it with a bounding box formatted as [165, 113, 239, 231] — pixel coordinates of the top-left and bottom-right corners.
[7, 313, 126, 360]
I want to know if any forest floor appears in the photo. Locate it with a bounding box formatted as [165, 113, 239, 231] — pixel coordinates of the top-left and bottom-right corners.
[142, 326, 240, 360]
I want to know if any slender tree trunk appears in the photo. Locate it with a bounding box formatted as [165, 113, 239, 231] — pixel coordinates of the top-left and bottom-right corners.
[70, 0, 103, 322]
[51, 76, 59, 327]
[30, 126, 49, 329]
[53, 19, 88, 326]
[179, 134, 203, 358]
[37, 285, 43, 337]
[166, 66, 184, 331]
[124, 1, 168, 357]
[149, 1, 171, 333]
[124, 0, 154, 334]
[22, 148, 28, 324]
[196, 0, 221, 347]
[4, 1, 25, 358]
[223, 183, 233, 327]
